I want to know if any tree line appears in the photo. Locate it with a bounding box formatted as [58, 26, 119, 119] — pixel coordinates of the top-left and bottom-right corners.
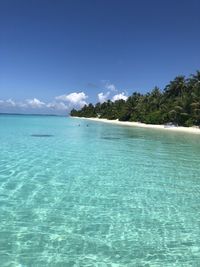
[70, 71, 200, 126]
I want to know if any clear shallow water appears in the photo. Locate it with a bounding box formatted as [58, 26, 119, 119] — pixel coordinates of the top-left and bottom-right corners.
[0, 115, 200, 267]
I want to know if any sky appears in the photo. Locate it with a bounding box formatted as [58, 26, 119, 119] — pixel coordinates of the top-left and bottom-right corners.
[0, 0, 200, 114]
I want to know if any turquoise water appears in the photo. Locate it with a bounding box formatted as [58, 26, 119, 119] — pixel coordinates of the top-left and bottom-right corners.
[0, 114, 200, 266]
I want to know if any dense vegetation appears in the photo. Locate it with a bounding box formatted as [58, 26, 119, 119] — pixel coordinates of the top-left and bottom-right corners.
[70, 71, 200, 126]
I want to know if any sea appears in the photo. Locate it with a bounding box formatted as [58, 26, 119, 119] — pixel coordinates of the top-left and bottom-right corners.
[0, 114, 200, 266]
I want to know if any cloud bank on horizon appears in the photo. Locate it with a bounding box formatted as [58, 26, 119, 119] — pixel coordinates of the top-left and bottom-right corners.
[0, 92, 87, 114]
[0, 83, 128, 114]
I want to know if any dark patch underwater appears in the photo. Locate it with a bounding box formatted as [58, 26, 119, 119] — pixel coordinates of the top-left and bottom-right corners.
[31, 134, 54, 137]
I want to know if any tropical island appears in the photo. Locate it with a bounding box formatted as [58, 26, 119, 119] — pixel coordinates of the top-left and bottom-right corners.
[71, 71, 200, 127]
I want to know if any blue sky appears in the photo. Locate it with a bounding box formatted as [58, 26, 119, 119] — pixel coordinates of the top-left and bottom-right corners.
[0, 0, 200, 114]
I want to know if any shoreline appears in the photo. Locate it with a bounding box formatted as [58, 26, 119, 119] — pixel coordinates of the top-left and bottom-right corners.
[72, 117, 200, 134]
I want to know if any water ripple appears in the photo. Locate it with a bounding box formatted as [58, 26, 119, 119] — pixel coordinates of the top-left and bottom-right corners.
[0, 115, 200, 266]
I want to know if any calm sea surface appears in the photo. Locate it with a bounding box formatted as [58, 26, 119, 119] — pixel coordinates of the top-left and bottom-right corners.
[0, 114, 200, 266]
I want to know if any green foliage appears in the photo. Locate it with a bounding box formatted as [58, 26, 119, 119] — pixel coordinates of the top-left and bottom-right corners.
[70, 71, 200, 127]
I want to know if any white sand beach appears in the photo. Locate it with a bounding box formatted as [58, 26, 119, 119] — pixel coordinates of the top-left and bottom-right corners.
[73, 117, 200, 134]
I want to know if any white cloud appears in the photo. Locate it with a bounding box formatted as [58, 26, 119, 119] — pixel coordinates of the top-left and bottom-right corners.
[55, 92, 87, 107]
[18, 102, 28, 108]
[47, 102, 68, 111]
[26, 98, 45, 108]
[0, 99, 17, 107]
[0, 93, 82, 113]
[0, 98, 46, 109]
[0, 90, 89, 114]
[105, 83, 117, 92]
[112, 92, 128, 102]
[98, 92, 110, 103]
[6, 99, 16, 106]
